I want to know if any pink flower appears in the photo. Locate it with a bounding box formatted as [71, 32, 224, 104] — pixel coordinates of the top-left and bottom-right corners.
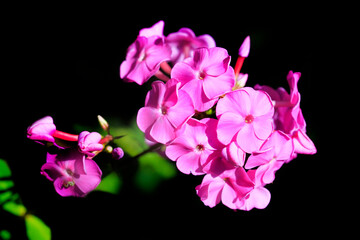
[255, 71, 316, 156]
[171, 47, 235, 112]
[245, 131, 294, 184]
[27, 116, 56, 143]
[195, 167, 254, 209]
[216, 87, 274, 153]
[78, 131, 104, 157]
[165, 118, 222, 175]
[137, 79, 194, 144]
[119, 33, 171, 85]
[139, 20, 164, 38]
[236, 169, 271, 211]
[41, 149, 102, 197]
[166, 27, 216, 64]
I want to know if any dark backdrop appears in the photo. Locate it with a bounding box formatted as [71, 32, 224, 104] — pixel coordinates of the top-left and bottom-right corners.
[2, 5, 329, 239]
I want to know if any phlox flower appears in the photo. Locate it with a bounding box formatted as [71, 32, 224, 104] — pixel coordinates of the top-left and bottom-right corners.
[216, 87, 274, 153]
[236, 169, 271, 211]
[137, 79, 194, 144]
[165, 118, 222, 175]
[27, 116, 56, 143]
[195, 167, 254, 210]
[171, 47, 235, 112]
[255, 71, 316, 156]
[245, 130, 294, 184]
[78, 131, 104, 157]
[166, 27, 216, 64]
[41, 149, 102, 197]
[120, 21, 171, 85]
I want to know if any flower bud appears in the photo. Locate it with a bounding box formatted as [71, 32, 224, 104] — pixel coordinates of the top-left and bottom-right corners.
[112, 147, 124, 160]
[27, 116, 56, 143]
[97, 115, 110, 132]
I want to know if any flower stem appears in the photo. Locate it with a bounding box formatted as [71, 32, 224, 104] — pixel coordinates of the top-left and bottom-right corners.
[234, 56, 245, 79]
[160, 61, 172, 75]
[133, 143, 163, 159]
[154, 71, 170, 82]
[53, 130, 78, 141]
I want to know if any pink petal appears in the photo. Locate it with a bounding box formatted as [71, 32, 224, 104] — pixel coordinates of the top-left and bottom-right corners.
[150, 116, 176, 144]
[293, 130, 317, 155]
[239, 187, 271, 211]
[166, 90, 194, 127]
[137, 107, 160, 133]
[145, 81, 166, 108]
[221, 183, 238, 210]
[176, 151, 203, 175]
[217, 112, 244, 145]
[253, 118, 273, 140]
[250, 90, 274, 118]
[196, 174, 224, 208]
[139, 20, 164, 37]
[236, 124, 264, 153]
[171, 61, 196, 85]
[202, 67, 235, 99]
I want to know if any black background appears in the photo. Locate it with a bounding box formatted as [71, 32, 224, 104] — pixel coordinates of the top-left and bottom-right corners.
[2, 4, 332, 239]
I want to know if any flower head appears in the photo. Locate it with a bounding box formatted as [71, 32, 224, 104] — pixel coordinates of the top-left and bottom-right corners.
[120, 34, 171, 85]
[41, 149, 102, 197]
[171, 47, 235, 112]
[166, 27, 216, 64]
[27, 116, 56, 143]
[78, 131, 104, 157]
[165, 118, 222, 175]
[216, 87, 274, 153]
[137, 79, 194, 144]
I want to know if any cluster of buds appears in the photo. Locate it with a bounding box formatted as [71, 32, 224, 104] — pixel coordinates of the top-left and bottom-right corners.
[121, 21, 316, 211]
[27, 115, 123, 197]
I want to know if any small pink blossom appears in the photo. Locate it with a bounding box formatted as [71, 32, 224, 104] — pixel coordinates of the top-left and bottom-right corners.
[166, 27, 216, 64]
[120, 34, 171, 85]
[171, 47, 235, 112]
[165, 118, 222, 175]
[27, 116, 56, 143]
[255, 71, 316, 156]
[41, 149, 102, 197]
[216, 87, 274, 153]
[112, 147, 124, 160]
[195, 167, 254, 209]
[78, 131, 104, 157]
[236, 169, 271, 211]
[245, 130, 294, 184]
[137, 79, 194, 144]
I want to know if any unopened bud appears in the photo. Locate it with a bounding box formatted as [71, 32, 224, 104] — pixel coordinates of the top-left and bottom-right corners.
[112, 147, 124, 160]
[97, 115, 109, 132]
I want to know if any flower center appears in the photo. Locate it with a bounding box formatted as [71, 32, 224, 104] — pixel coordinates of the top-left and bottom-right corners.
[66, 169, 74, 176]
[160, 105, 167, 115]
[198, 71, 206, 80]
[63, 180, 75, 188]
[195, 144, 205, 152]
[244, 115, 254, 124]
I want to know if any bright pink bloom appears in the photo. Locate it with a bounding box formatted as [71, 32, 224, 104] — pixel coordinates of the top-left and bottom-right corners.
[165, 118, 222, 175]
[139, 20, 164, 38]
[41, 149, 102, 197]
[171, 47, 235, 112]
[236, 169, 271, 211]
[216, 87, 274, 153]
[27, 116, 56, 143]
[195, 167, 254, 209]
[255, 71, 316, 156]
[137, 79, 194, 144]
[119, 34, 171, 85]
[245, 131, 294, 184]
[166, 28, 216, 64]
[78, 131, 104, 157]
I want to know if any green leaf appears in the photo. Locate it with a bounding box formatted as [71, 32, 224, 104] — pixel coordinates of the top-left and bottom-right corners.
[0, 230, 11, 240]
[25, 214, 51, 240]
[2, 200, 27, 217]
[136, 152, 176, 192]
[0, 159, 11, 178]
[95, 171, 122, 194]
[0, 180, 14, 191]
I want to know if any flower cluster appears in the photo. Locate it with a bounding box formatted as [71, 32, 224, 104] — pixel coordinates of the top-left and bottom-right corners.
[122, 21, 316, 211]
[27, 116, 123, 197]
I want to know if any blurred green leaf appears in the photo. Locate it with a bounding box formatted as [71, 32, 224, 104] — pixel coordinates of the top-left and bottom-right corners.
[0, 191, 13, 204]
[2, 200, 27, 217]
[0, 159, 11, 178]
[0, 230, 11, 240]
[136, 152, 177, 192]
[25, 214, 51, 240]
[95, 171, 122, 194]
[0, 180, 14, 191]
